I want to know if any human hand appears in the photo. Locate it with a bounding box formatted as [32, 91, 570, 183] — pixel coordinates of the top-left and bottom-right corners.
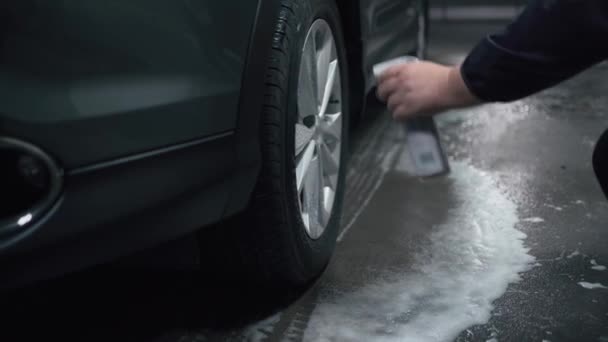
[376, 61, 479, 121]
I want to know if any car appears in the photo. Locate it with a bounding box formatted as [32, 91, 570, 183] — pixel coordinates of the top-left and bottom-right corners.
[0, 0, 429, 289]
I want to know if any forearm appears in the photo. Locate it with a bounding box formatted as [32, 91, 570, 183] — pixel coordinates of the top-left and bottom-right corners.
[444, 65, 480, 109]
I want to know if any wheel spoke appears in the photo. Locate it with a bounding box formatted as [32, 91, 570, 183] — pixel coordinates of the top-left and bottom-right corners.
[316, 30, 330, 106]
[316, 142, 326, 230]
[296, 140, 316, 192]
[301, 212, 311, 230]
[322, 186, 335, 224]
[320, 112, 342, 141]
[319, 140, 340, 178]
[303, 153, 322, 234]
[319, 60, 338, 117]
[298, 33, 319, 119]
[316, 28, 337, 115]
[295, 123, 315, 155]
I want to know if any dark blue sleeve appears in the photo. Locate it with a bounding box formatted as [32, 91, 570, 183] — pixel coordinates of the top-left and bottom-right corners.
[461, 0, 608, 102]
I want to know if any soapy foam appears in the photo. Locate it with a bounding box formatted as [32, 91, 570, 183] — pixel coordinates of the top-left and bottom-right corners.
[591, 259, 607, 271]
[523, 217, 545, 223]
[566, 250, 581, 259]
[303, 162, 534, 342]
[578, 282, 608, 290]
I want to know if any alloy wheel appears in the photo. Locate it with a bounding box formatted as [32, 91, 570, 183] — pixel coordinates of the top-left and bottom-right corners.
[295, 19, 343, 240]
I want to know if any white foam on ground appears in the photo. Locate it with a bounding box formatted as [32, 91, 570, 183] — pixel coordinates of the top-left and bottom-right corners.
[591, 260, 607, 271]
[545, 204, 563, 211]
[567, 250, 581, 259]
[303, 162, 535, 342]
[523, 217, 545, 223]
[578, 282, 608, 290]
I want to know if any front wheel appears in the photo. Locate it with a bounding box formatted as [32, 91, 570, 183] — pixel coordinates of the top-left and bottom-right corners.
[202, 0, 349, 288]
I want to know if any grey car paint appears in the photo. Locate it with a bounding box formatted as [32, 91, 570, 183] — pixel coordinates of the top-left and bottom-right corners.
[0, 0, 421, 169]
[0, 0, 257, 168]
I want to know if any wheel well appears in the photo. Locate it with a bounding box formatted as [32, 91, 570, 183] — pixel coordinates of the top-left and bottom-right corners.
[335, 0, 365, 127]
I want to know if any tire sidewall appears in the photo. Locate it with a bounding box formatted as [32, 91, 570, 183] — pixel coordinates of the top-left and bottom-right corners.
[283, 0, 349, 282]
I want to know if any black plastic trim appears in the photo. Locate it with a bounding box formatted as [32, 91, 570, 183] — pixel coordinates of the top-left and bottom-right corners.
[0, 137, 63, 237]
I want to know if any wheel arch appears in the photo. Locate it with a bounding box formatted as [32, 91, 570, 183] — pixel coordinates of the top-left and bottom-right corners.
[225, 0, 366, 216]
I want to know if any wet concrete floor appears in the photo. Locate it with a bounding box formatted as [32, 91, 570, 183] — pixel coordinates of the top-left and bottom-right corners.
[3, 21, 608, 342]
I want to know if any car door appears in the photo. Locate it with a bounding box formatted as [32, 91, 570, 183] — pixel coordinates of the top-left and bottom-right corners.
[0, 0, 258, 168]
[359, 0, 422, 92]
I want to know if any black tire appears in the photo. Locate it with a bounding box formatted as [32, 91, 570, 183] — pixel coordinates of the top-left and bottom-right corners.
[201, 0, 349, 289]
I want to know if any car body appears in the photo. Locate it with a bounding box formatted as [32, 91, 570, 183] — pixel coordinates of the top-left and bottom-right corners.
[0, 0, 428, 288]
